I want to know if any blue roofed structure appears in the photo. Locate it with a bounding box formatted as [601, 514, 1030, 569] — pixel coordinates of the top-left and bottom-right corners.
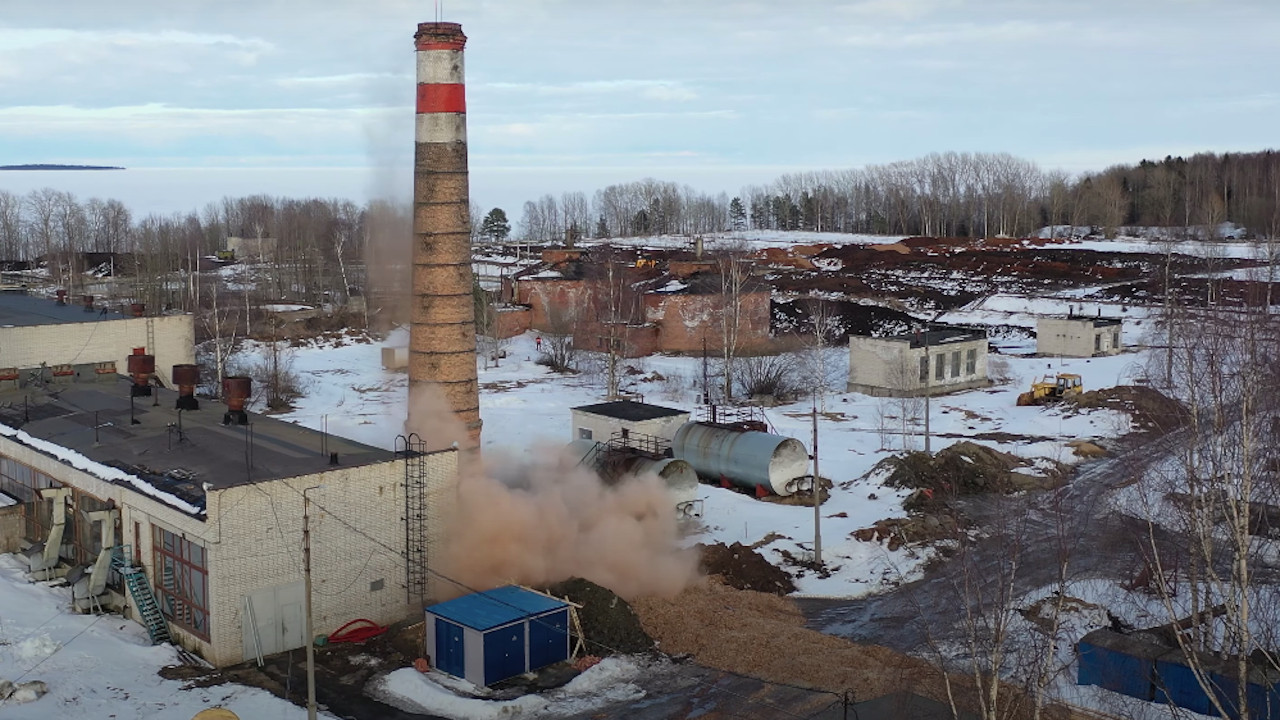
[425, 585, 571, 686]
[427, 585, 567, 632]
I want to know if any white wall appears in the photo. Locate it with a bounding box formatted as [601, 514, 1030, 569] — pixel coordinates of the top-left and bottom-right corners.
[0, 314, 195, 386]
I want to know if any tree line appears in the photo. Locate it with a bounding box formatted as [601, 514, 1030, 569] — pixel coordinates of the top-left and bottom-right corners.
[511, 150, 1280, 241]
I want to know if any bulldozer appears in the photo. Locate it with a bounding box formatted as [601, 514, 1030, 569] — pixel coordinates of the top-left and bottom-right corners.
[1017, 373, 1083, 406]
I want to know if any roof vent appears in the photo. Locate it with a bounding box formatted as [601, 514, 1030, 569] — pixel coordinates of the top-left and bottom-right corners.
[55, 289, 66, 306]
[82, 294, 95, 312]
[130, 302, 145, 318]
[222, 376, 251, 426]
[126, 353, 155, 397]
[173, 364, 200, 410]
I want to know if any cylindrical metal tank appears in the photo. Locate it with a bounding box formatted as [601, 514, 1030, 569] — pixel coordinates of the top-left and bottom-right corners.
[222, 376, 252, 412]
[672, 421, 809, 496]
[561, 441, 701, 512]
[126, 354, 155, 375]
[628, 456, 699, 512]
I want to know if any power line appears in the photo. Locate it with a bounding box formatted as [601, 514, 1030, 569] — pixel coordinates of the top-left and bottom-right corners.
[288, 484, 833, 720]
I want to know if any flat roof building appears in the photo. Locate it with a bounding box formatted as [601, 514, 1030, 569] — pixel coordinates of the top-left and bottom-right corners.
[570, 400, 690, 445]
[0, 378, 457, 667]
[1037, 315, 1123, 357]
[847, 327, 990, 397]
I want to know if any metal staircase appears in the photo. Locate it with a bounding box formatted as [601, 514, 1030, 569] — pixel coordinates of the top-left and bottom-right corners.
[110, 545, 173, 645]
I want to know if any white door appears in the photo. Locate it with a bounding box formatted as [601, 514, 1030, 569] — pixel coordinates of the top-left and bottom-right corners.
[242, 581, 306, 659]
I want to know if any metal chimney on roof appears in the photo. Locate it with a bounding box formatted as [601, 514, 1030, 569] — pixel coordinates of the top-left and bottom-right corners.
[82, 294, 95, 312]
[126, 353, 155, 397]
[409, 20, 482, 450]
[55, 289, 66, 306]
[130, 303, 145, 318]
[222, 376, 251, 426]
[173, 364, 199, 410]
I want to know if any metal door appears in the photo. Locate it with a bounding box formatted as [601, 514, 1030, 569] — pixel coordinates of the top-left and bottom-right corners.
[435, 618, 465, 678]
[242, 581, 306, 659]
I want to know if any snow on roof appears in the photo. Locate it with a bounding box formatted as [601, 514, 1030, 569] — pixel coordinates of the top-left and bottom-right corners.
[0, 490, 15, 507]
[262, 303, 312, 313]
[521, 269, 564, 279]
[652, 280, 688, 293]
[0, 421, 205, 517]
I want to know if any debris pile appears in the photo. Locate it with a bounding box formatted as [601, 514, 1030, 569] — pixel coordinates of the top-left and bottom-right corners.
[697, 542, 796, 595]
[1066, 385, 1188, 435]
[543, 578, 655, 655]
[879, 441, 1031, 501]
[853, 514, 961, 551]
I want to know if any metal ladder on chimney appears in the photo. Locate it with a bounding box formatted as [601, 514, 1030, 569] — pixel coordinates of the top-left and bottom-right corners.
[110, 545, 173, 646]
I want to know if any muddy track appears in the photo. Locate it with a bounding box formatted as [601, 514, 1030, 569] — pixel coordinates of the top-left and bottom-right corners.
[797, 431, 1188, 653]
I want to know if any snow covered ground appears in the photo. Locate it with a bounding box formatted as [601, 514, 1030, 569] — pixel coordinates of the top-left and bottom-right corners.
[255, 317, 1148, 599]
[0, 554, 326, 719]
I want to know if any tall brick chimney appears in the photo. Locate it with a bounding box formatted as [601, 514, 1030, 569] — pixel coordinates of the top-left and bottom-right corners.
[409, 22, 482, 450]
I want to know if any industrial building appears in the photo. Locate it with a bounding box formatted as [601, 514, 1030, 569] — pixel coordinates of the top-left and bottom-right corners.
[424, 585, 570, 686]
[846, 327, 989, 397]
[0, 372, 458, 667]
[570, 400, 689, 443]
[0, 290, 193, 387]
[1036, 315, 1123, 357]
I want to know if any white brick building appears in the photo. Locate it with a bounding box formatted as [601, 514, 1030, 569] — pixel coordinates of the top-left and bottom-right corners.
[1036, 316, 1123, 357]
[0, 378, 457, 667]
[570, 401, 690, 445]
[847, 328, 990, 397]
[0, 291, 193, 387]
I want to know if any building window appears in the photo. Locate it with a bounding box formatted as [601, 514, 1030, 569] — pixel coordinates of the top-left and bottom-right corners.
[578, 428, 593, 440]
[1113, 331, 1120, 349]
[951, 351, 961, 377]
[620, 428, 630, 440]
[965, 349, 977, 375]
[0, 456, 60, 542]
[918, 356, 928, 382]
[934, 354, 945, 381]
[1094, 333, 1101, 352]
[152, 526, 210, 640]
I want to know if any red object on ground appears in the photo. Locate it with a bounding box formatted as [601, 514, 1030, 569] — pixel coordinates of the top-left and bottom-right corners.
[414, 657, 431, 673]
[327, 619, 388, 644]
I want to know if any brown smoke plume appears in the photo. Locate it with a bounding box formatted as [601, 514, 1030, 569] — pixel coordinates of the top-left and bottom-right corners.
[436, 445, 699, 601]
[405, 382, 468, 452]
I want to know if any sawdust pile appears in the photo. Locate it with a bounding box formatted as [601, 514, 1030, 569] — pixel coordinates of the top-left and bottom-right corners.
[631, 579, 942, 702]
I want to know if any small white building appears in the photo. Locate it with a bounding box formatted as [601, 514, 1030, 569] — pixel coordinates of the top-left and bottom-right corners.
[847, 327, 989, 397]
[0, 377, 457, 667]
[1036, 316, 1123, 357]
[570, 401, 689, 446]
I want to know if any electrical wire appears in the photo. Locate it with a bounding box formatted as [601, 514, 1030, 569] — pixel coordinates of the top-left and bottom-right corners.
[290, 485, 834, 720]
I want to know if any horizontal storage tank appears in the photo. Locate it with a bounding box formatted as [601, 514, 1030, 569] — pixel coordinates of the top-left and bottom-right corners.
[561, 441, 700, 515]
[672, 421, 809, 496]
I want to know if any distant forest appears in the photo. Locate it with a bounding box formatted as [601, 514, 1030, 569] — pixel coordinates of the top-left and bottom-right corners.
[515, 150, 1280, 242]
[0, 149, 1275, 312]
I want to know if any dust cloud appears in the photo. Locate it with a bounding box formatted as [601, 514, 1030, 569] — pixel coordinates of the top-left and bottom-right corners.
[405, 382, 468, 452]
[435, 445, 699, 601]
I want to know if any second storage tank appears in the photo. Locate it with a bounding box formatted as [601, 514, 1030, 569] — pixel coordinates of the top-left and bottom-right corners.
[671, 421, 809, 496]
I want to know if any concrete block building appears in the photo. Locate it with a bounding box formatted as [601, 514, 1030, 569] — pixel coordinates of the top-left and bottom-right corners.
[0, 377, 457, 667]
[1037, 316, 1123, 357]
[570, 401, 689, 445]
[0, 290, 193, 387]
[847, 327, 989, 397]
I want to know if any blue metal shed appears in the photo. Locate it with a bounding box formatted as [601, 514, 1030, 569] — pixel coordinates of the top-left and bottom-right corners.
[424, 585, 570, 686]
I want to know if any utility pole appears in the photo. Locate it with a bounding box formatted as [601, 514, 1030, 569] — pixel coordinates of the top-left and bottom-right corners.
[922, 325, 931, 454]
[302, 485, 323, 720]
[811, 398, 822, 566]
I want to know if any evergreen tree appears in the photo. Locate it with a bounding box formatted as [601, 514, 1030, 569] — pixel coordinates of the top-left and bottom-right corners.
[729, 197, 747, 231]
[480, 207, 511, 242]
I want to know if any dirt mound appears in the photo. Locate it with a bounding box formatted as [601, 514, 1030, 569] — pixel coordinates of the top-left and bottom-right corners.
[543, 578, 654, 655]
[1067, 385, 1188, 435]
[880, 440, 1026, 499]
[698, 542, 796, 595]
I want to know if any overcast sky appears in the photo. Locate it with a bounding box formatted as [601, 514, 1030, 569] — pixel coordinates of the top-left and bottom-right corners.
[1, 0, 1277, 214]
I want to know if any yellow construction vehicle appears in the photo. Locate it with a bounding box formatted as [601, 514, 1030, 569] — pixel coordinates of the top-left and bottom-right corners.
[1017, 373, 1083, 406]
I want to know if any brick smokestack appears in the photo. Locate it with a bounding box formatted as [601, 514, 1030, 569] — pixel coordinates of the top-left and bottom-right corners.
[409, 21, 482, 449]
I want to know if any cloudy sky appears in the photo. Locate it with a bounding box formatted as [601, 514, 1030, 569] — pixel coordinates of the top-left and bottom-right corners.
[1, 0, 1277, 215]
